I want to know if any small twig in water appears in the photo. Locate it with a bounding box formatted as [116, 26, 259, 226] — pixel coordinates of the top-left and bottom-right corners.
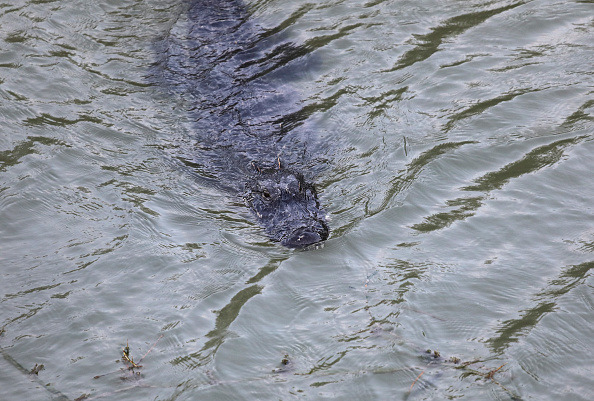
[122, 340, 142, 368]
[403, 136, 408, 156]
[485, 363, 506, 380]
[138, 335, 163, 363]
[409, 369, 425, 392]
[401, 306, 447, 321]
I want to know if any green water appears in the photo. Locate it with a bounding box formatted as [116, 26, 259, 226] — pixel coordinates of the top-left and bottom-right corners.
[1, 0, 593, 400]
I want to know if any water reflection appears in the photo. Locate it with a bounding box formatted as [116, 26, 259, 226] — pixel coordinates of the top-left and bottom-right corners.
[171, 256, 287, 370]
[489, 261, 593, 353]
[412, 135, 586, 232]
[385, 2, 526, 72]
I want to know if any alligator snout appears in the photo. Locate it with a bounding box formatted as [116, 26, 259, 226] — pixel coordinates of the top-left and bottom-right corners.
[283, 221, 329, 249]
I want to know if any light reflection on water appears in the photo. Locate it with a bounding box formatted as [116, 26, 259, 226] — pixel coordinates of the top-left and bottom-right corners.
[1, 0, 593, 400]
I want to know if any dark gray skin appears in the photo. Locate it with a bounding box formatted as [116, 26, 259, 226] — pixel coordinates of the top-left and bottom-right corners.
[153, 0, 329, 248]
[245, 167, 329, 248]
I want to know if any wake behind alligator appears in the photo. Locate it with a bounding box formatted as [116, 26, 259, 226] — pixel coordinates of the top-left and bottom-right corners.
[154, 0, 329, 248]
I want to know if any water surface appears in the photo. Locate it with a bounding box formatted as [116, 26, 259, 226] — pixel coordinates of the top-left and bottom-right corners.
[1, 0, 593, 400]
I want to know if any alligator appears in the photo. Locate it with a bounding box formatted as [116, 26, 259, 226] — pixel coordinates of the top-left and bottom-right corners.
[154, 0, 329, 248]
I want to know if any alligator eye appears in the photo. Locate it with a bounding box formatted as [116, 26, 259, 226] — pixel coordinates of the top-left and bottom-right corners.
[262, 189, 271, 200]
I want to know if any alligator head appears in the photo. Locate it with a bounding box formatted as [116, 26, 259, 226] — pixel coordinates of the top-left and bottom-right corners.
[244, 166, 329, 248]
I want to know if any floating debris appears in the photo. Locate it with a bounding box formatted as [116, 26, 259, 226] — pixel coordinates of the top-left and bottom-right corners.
[272, 353, 293, 374]
[281, 354, 290, 365]
[425, 349, 440, 358]
[93, 335, 164, 381]
[122, 340, 142, 369]
[29, 363, 44, 375]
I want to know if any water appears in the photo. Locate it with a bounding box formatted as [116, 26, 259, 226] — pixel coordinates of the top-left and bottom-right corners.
[1, 0, 592, 400]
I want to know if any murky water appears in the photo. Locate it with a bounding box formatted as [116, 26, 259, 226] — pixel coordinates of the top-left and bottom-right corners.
[1, 0, 593, 400]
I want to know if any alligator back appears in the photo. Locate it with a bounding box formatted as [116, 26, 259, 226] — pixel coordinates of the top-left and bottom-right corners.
[154, 0, 329, 248]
